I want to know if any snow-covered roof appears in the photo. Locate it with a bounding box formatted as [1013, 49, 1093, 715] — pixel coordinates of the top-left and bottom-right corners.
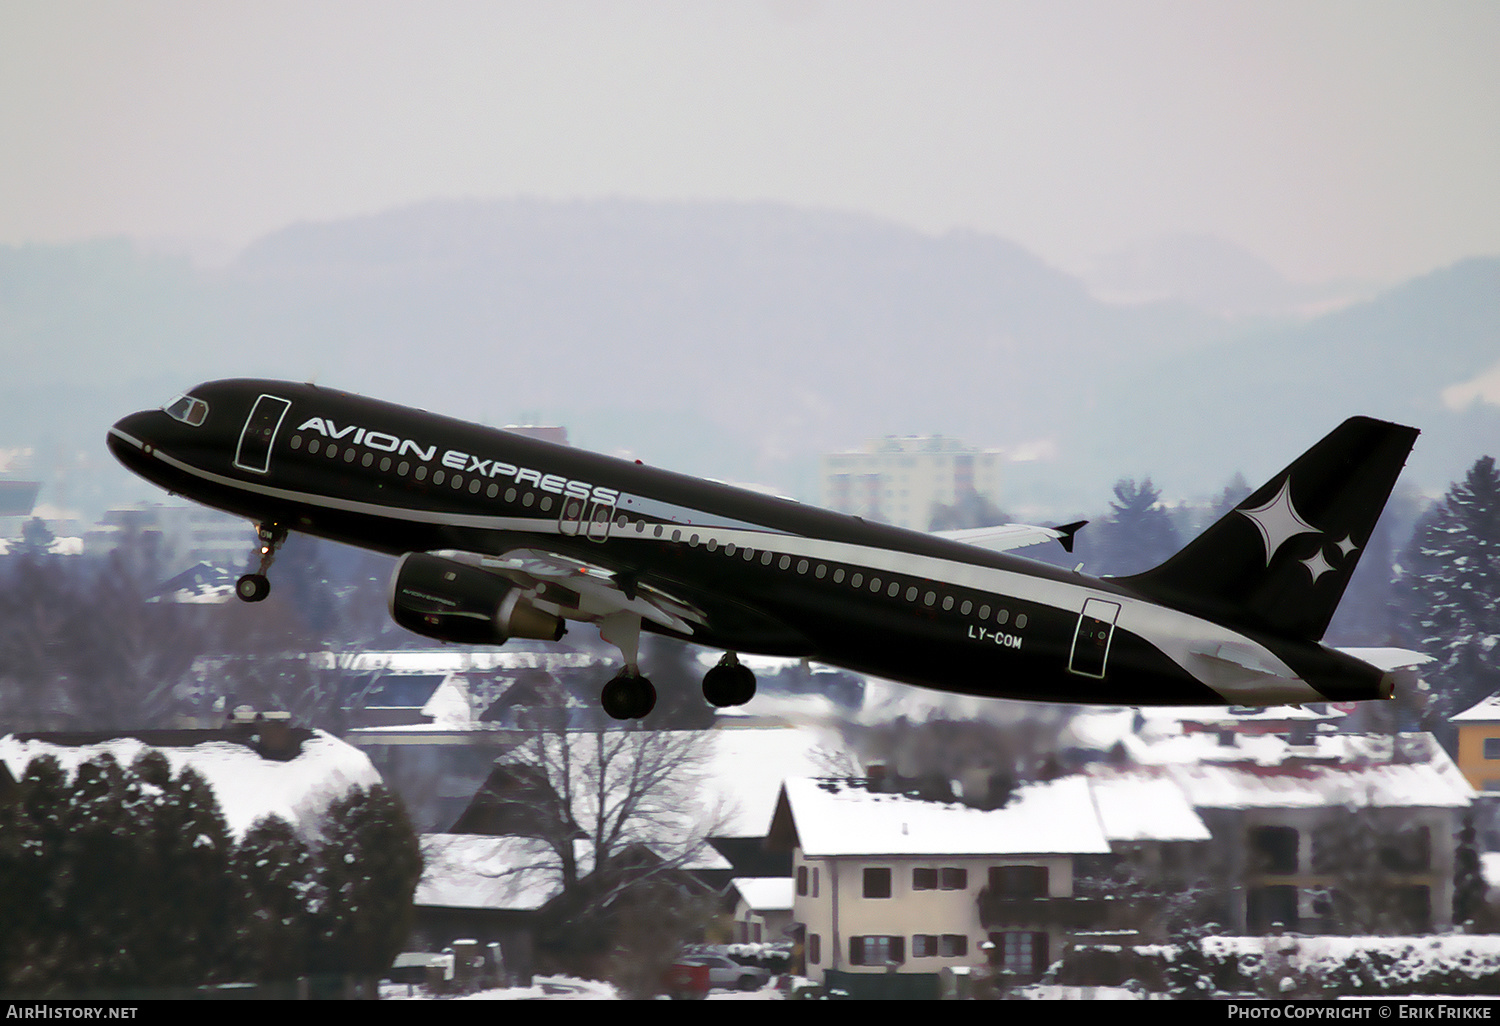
[1119, 728, 1454, 770]
[732, 877, 795, 912]
[1086, 772, 1211, 843]
[422, 673, 476, 728]
[417, 834, 593, 912]
[0, 730, 382, 840]
[778, 775, 1112, 858]
[1140, 756, 1473, 811]
[1453, 694, 1500, 723]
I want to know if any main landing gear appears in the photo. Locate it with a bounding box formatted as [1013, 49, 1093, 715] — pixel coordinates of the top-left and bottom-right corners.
[235, 523, 286, 603]
[594, 614, 758, 721]
[703, 652, 756, 708]
[601, 669, 657, 721]
[598, 612, 655, 721]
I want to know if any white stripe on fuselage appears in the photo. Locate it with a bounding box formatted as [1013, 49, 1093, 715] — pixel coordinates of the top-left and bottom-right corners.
[113, 425, 1320, 702]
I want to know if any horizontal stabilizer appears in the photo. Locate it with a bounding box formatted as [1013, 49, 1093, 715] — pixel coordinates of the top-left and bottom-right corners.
[1336, 647, 1433, 672]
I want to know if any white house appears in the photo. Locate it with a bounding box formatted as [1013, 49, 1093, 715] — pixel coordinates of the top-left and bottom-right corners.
[767, 775, 1112, 991]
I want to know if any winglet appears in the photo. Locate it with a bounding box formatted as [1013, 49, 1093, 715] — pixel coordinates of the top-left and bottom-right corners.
[1053, 520, 1087, 554]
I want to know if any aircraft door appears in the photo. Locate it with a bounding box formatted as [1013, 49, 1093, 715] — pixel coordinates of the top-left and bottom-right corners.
[558, 498, 614, 542]
[1069, 598, 1120, 679]
[234, 395, 292, 475]
[586, 502, 613, 542]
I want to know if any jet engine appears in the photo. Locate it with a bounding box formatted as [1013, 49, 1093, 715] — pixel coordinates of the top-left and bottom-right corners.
[388, 552, 565, 645]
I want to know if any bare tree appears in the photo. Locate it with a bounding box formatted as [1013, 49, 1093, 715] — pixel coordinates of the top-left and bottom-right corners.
[468, 718, 725, 981]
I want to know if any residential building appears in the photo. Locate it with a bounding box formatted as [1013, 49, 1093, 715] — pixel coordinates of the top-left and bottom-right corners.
[1095, 727, 1475, 935]
[1453, 694, 1500, 794]
[413, 833, 593, 984]
[731, 878, 795, 944]
[767, 775, 1113, 994]
[820, 435, 1003, 531]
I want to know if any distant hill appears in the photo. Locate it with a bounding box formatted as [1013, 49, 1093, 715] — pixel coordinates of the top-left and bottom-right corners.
[223, 199, 1224, 462]
[1, 199, 1496, 518]
[1072, 256, 1500, 503]
[1078, 232, 1380, 317]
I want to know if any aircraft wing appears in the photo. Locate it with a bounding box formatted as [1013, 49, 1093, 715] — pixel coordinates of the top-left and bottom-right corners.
[933, 520, 1087, 554]
[444, 547, 709, 635]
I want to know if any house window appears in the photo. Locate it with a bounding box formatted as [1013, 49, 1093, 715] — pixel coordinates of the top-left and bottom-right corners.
[812, 867, 819, 897]
[941, 934, 968, 957]
[808, 934, 821, 966]
[1380, 826, 1431, 873]
[863, 867, 892, 898]
[990, 931, 1045, 978]
[913, 934, 937, 957]
[797, 866, 808, 896]
[1249, 825, 1299, 875]
[989, 865, 1048, 898]
[916, 867, 966, 890]
[850, 935, 905, 967]
[1485, 737, 1500, 759]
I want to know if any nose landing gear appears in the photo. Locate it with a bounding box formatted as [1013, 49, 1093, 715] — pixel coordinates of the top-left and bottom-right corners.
[235, 523, 286, 603]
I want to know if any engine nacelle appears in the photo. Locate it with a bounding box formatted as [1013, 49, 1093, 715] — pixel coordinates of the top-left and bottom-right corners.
[388, 552, 565, 645]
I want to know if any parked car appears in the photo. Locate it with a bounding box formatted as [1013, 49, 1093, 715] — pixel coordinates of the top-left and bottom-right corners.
[677, 953, 771, 992]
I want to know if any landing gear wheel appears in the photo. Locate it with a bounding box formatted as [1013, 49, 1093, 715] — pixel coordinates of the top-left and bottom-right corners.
[236, 522, 287, 603]
[235, 573, 271, 603]
[601, 672, 656, 720]
[703, 656, 757, 707]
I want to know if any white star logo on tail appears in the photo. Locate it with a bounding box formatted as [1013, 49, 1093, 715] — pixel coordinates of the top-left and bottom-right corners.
[1238, 476, 1321, 566]
[1301, 550, 1336, 581]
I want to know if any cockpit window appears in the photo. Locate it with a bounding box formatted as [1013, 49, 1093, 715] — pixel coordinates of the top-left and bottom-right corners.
[162, 393, 209, 427]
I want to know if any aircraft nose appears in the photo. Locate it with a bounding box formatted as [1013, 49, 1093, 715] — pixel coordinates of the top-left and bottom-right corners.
[107, 410, 160, 475]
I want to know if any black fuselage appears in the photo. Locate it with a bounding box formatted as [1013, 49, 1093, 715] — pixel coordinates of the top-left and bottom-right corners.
[108, 379, 1395, 708]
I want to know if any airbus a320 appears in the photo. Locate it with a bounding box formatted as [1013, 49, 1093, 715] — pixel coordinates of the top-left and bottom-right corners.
[109, 380, 1422, 719]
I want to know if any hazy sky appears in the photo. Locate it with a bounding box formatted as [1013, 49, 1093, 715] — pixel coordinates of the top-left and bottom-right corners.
[2, 1, 1496, 283]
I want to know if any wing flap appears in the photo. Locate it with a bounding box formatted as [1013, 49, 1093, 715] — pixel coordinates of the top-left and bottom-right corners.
[449, 547, 707, 635]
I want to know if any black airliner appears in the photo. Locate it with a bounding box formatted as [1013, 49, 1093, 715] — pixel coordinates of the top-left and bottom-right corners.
[109, 379, 1422, 719]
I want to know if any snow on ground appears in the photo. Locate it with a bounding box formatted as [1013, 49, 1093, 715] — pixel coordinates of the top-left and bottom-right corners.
[380, 976, 786, 1000]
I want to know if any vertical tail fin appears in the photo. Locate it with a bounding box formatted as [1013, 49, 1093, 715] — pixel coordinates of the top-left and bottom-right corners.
[1123, 417, 1419, 641]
